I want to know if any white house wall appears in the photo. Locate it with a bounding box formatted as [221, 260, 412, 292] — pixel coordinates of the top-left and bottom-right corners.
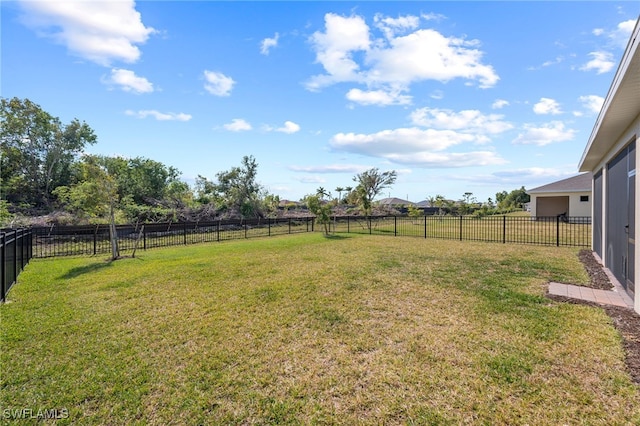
[529, 193, 591, 217]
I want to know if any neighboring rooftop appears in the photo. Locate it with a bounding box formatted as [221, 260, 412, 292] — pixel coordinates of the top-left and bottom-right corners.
[377, 197, 415, 206]
[528, 172, 592, 194]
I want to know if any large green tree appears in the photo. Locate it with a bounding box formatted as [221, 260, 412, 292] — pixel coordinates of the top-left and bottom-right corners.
[210, 155, 263, 219]
[53, 155, 120, 259]
[0, 97, 96, 208]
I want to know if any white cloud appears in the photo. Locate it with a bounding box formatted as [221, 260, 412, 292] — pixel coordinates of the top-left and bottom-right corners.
[580, 51, 615, 74]
[594, 19, 636, 49]
[346, 88, 412, 106]
[385, 151, 506, 167]
[512, 121, 576, 146]
[410, 107, 513, 135]
[329, 127, 506, 167]
[223, 118, 252, 131]
[430, 90, 444, 100]
[263, 121, 301, 134]
[203, 70, 235, 96]
[260, 32, 279, 55]
[306, 13, 499, 96]
[533, 98, 562, 115]
[373, 13, 420, 39]
[307, 13, 371, 89]
[492, 99, 509, 109]
[463, 167, 575, 187]
[18, 0, 155, 66]
[297, 176, 326, 184]
[611, 19, 637, 48]
[578, 95, 604, 114]
[125, 110, 191, 121]
[104, 68, 153, 94]
[276, 121, 301, 134]
[289, 164, 370, 174]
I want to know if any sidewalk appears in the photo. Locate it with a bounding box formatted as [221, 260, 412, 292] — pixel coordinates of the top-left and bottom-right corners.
[548, 281, 634, 309]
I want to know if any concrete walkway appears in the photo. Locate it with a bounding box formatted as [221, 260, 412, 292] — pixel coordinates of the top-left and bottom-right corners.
[548, 282, 634, 308]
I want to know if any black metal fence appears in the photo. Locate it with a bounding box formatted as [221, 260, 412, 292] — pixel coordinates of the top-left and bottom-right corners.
[1, 228, 33, 302]
[328, 215, 592, 247]
[1, 215, 591, 301]
[31, 217, 315, 258]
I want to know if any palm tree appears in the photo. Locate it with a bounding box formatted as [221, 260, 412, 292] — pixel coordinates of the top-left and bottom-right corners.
[335, 186, 344, 203]
[316, 187, 330, 200]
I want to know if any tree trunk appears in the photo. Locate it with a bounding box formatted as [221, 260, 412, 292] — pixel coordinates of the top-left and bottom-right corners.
[109, 203, 119, 260]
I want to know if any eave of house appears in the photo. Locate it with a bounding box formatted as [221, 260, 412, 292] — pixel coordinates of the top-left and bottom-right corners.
[579, 16, 640, 172]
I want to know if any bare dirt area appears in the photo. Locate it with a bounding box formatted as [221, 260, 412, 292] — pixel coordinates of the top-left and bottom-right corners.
[549, 249, 640, 385]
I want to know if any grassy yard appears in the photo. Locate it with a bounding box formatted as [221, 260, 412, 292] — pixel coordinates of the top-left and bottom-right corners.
[1, 234, 639, 424]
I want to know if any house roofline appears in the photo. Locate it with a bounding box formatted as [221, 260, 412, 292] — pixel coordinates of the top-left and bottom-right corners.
[579, 15, 640, 171]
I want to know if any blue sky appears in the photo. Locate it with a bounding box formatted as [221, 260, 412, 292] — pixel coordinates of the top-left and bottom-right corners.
[2, 1, 638, 203]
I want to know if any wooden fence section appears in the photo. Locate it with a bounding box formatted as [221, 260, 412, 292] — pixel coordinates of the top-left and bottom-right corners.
[1, 228, 33, 302]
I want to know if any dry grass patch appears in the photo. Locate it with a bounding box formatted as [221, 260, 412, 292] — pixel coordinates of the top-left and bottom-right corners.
[1, 234, 638, 424]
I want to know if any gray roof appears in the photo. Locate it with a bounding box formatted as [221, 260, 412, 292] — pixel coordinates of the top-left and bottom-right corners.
[377, 197, 414, 206]
[527, 172, 592, 194]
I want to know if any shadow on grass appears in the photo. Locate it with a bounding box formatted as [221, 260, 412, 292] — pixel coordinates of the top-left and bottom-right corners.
[60, 260, 114, 279]
[323, 234, 352, 240]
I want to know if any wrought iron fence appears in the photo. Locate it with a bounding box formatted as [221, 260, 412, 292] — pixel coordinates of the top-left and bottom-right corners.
[1, 228, 33, 302]
[328, 215, 591, 247]
[1, 215, 591, 301]
[31, 217, 315, 258]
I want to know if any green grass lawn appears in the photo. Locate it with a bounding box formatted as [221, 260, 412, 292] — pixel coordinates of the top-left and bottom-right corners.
[1, 234, 639, 424]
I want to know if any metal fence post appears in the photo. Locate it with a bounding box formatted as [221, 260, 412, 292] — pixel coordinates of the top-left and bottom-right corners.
[217, 220, 220, 242]
[424, 216, 427, 238]
[1, 232, 5, 302]
[556, 215, 560, 247]
[394, 216, 397, 236]
[288, 218, 291, 234]
[503, 215, 506, 244]
[13, 230, 18, 288]
[183, 222, 187, 245]
[268, 218, 271, 237]
[347, 216, 350, 233]
[369, 216, 372, 235]
[143, 225, 147, 251]
[459, 216, 463, 241]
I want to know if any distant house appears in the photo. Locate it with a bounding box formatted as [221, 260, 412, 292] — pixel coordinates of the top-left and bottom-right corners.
[376, 197, 415, 207]
[578, 16, 639, 313]
[527, 173, 592, 218]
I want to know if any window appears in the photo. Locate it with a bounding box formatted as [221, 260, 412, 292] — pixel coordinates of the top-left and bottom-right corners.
[580, 195, 589, 202]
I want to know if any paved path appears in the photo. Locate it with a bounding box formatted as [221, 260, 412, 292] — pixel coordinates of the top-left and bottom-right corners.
[548, 281, 634, 309]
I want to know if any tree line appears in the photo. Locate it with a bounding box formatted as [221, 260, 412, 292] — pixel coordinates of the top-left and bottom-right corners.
[1, 97, 528, 229]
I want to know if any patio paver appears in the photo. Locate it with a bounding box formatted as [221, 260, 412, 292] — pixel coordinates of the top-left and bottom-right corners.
[548, 282, 634, 309]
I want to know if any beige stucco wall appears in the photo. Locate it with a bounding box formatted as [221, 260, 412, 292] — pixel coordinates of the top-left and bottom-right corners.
[529, 192, 591, 217]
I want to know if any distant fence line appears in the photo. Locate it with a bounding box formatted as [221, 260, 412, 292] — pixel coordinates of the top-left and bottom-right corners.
[1, 228, 33, 302]
[24, 215, 592, 260]
[330, 215, 591, 247]
[31, 217, 315, 258]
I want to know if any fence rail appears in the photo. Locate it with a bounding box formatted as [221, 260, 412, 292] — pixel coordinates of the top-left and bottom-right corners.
[1, 228, 33, 302]
[329, 215, 591, 247]
[31, 217, 315, 258]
